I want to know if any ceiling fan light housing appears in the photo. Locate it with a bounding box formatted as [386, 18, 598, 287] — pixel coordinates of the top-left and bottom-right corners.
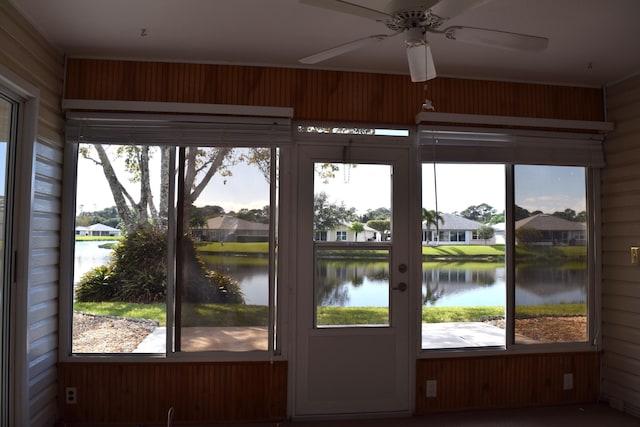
[407, 43, 436, 82]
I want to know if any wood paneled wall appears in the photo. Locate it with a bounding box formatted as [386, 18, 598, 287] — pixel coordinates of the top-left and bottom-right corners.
[416, 352, 599, 413]
[64, 59, 605, 124]
[58, 361, 287, 425]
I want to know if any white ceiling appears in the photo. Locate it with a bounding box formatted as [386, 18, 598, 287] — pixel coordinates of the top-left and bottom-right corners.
[10, 0, 640, 87]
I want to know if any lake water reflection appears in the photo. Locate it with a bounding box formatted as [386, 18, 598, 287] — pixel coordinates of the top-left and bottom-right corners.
[74, 240, 114, 283]
[74, 242, 587, 307]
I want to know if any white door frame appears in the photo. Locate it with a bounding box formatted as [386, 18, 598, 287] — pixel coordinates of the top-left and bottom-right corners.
[292, 138, 417, 418]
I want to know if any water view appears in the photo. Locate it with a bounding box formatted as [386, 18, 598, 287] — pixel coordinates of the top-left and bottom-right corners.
[74, 241, 586, 307]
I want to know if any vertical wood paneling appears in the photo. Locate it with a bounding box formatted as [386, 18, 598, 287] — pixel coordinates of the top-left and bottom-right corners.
[64, 59, 604, 124]
[58, 361, 287, 425]
[1, 2, 65, 427]
[602, 73, 640, 415]
[416, 352, 599, 413]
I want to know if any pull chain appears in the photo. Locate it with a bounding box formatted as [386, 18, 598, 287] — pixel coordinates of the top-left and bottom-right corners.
[343, 140, 352, 183]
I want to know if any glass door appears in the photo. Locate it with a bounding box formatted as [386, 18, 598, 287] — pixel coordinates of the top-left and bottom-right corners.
[294, 142, 413, 416]
[0, 93, 17, 427]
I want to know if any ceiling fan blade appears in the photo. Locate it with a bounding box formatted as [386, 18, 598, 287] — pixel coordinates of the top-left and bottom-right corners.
[299, 0, 391, 21]
[300, 34, 389, 64]
[429, 0, 494, 20]
[444, 26, 549, 51]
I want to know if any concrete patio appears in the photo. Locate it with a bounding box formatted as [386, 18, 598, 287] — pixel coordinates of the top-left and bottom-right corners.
[134, 322, 511, 352]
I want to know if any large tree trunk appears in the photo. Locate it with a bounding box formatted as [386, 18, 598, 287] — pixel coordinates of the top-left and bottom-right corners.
[93, 144, 138, 233]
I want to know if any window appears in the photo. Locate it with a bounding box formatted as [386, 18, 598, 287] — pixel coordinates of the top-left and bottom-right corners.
[65, 114, 287, 356]
[313, 163, 393, 327]
[176, 146, 277, 352]
[421, 163, 506, 350]
[315, 230, 327, 241]
[514, 165, 588, 344]
[419, 128, 601, 351]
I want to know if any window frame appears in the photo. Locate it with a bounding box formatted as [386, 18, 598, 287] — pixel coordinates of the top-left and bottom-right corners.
[0, 65, 41, 427]
[418, 126, 602, 356]
[60, 112, 291, 362]
[0, 86, 19, 427]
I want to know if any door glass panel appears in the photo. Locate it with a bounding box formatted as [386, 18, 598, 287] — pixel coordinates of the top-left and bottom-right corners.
[313, 163, 392, 327]
[514, 165, 588, 344]
[178, 147, 276, 352]
[421, 163, 506, 349]
[315, 248, 390, 326]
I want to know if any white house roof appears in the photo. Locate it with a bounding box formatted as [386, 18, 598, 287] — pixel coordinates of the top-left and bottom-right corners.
[87, 223, 120, 232]
[492, 222, 506, 232]
[337, 222, 378, 232]
[205, 215, 269, 231]
[423, 213, 484, 231]
[516, 214, 586, 231]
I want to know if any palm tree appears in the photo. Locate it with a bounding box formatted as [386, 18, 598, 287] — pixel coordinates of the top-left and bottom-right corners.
[421, 208, 444, 244]
[349, 221, 365, 241]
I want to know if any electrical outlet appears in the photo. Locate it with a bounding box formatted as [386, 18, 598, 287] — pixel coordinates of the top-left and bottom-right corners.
[563, 373, 573, 390]
[426, 380, 437, 397]
[65, 387, 77, 404]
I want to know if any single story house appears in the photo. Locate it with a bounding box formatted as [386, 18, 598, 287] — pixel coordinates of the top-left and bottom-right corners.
[75, 223, 121, 237]
[198, 215, 269, 242]
[315, 222, 381, 242]
[515, 214, 586, 246]
[422, 213, 495, 245]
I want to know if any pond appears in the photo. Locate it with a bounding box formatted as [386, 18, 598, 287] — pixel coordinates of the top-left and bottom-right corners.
[74, 240, 114, 283]
[73, 241, 587, 307]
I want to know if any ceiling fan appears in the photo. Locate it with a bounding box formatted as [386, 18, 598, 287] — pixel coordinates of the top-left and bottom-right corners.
[298, 0, 549, 82]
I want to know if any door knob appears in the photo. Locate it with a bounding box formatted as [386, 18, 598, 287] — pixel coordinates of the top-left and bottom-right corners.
[392, 282, 407, 292]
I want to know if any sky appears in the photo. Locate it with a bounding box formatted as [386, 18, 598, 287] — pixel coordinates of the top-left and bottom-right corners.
[422, 163, 505, 215]
[319, 162, 585, 217]
[76, 146, 270, 214]
[314, 163, 392, 216]
[76, 147, 585, 218]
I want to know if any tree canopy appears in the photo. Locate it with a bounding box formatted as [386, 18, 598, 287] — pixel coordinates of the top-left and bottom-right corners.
[314, 192, 357, 231]
[458, 203, 497, 223]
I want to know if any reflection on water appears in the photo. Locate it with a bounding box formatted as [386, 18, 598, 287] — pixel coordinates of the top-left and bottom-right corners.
[315, 260, 389, 307]
[74, 244, 587, 308]
[74, 241, 114, 283]
[199, 254, 268, 305]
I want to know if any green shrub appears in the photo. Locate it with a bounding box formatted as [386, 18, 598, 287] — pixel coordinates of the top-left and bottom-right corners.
[75, 265, 119, 302]
[75, 229, 244, 305]
[111, 228, 168, 303]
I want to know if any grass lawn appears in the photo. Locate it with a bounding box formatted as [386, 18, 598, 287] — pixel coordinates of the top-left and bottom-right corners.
[75, 236, 122, 241]
[74, 302, 166, 325]
[196, 243, 584, 263]
[197, 242, 268, 253]
[74, 302, 585, 327]
[423, 245, 505, 257]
